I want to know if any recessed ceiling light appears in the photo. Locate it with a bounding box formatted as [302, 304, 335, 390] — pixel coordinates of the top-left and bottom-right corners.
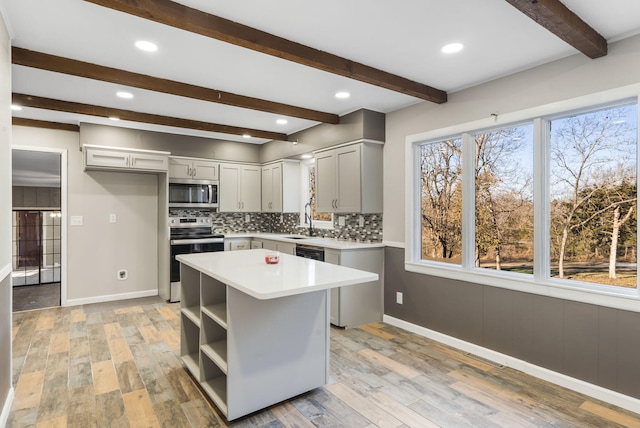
[10, 105, 22, 111]
[109, 117, 120, 121]
[243, 134, 251, 139]
[335, 91, 350, 99]
[276, 119, 288, 125]
[441, 43, 464, 54]
[301, 154, 313, 159]
[135, 40, 158, 52]
[117, 91, 134, 99]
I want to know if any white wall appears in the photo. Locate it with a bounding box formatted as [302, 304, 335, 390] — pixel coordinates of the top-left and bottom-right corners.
[12, 126, 159, 304]
[384, 34, 640, 243]
[0, 7, 12, 425]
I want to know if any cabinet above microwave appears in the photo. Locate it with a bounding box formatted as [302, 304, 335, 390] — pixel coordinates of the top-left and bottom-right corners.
[169, 157, 218, 181]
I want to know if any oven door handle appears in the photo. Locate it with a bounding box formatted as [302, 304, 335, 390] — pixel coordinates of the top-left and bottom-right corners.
[171, 238, 224, 245]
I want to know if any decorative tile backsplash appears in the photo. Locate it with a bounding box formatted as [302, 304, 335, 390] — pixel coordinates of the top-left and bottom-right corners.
[168, 209, 383, 242]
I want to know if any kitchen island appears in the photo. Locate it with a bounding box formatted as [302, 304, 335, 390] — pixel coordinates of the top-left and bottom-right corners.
[176, 249, 378, 421]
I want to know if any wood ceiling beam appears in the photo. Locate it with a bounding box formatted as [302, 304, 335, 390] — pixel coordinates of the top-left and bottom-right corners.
[83, 0, 448, 104]
[12, 93, 288, 141]
[505, 0, 607, 59]
[12, 117, 80, 132]
[12, 47, 338, 124]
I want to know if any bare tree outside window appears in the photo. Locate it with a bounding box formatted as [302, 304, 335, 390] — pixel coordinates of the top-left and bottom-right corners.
[420, 138, 463, 263]
[474, 125, 534, 273]
[308, 166, 332, 222]
[550, 104, 637, 287]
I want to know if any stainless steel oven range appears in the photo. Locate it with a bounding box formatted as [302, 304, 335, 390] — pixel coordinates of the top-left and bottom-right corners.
[169, 216, 224, 302]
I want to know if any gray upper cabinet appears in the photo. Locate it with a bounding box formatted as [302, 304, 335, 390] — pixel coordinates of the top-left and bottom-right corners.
[261, 161, 300, 213]
[315, 142, 383, 214]
[219, 163, 261, 212]
[169, 157, 218, 181]
[84, 145, 169, 172]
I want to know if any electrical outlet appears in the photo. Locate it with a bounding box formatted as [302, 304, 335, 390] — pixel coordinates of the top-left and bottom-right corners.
[117, 269, 128, 280]
[245, 214, 250, 222]
[280, 214, 284, 223]
[359, 215, 365, 227]
[396, 292, 403, 304]
[70, 216, 83, 226]
[338, 216, 346, 226]
[109, 213, 117, 223]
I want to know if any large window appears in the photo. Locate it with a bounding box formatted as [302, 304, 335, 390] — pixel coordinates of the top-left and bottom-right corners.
[549, 105, 637, 287]
[474, 125, 534, 273]
[409, 97, 639, 298]
[420, 138, 462, 264]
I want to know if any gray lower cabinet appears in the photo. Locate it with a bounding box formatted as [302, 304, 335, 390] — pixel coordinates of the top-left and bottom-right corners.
[251, 239, 296, 255]
[325, 247, 383, 328]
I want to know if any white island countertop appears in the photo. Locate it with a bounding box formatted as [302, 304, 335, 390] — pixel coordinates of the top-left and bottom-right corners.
[176, 249, 378, 300]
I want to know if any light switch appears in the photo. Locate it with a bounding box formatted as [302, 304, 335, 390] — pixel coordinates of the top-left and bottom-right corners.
[70, 216, 83, 226]
[109, 214, 117, 223]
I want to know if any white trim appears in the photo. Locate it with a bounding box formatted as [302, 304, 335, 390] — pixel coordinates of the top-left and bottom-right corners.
[383, 315, 640, 416]
[312, 138, 384, 155]
[65, 289, 158, 307]
[81, 143, 170, 155]
[0, 263, 10, 282]
[382, 240, 405, 249]
[0, 387, 14, 428]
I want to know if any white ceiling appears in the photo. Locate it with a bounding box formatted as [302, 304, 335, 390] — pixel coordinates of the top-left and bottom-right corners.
[2, 0, 640, 144]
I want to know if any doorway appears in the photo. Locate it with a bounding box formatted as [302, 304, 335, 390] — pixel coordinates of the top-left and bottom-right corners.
[11, 149, 63, 311]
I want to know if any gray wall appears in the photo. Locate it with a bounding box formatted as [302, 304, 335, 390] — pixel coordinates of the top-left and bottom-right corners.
[384, 247, 640, 399]
[0, 8, 12, 419]
[80, 123, 261, 163]
[260, 109, 385, 163]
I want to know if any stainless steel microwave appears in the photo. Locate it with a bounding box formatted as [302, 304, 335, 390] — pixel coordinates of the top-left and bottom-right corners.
[169, 179, 219, 209]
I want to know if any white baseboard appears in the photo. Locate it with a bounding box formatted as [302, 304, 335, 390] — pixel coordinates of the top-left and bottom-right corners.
[0, 387, 14, 428]
[65, 289, 158, 307]
[383, 315, 640, 415]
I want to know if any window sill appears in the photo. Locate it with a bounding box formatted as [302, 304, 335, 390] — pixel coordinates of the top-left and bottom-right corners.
[404, 260, 640, 313]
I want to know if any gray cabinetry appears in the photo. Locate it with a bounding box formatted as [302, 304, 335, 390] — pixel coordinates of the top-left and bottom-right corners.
[84, 145, 169, 172]
[315, 141, 382, 213]
[325, 247, 383, 328]
[219, 163, 261, 212]
[261, 161, 300, 213]
[169, 157, 218, 180]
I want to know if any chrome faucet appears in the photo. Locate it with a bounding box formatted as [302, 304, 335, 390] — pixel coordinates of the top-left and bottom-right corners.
[304, 200, 314, 236]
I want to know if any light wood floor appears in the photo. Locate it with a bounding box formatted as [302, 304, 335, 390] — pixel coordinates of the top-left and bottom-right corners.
[8, 297, 640, 427]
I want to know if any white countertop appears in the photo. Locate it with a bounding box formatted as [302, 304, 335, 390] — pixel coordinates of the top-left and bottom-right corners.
[176, 249, 378, 300]
[223, 232, 384, 250]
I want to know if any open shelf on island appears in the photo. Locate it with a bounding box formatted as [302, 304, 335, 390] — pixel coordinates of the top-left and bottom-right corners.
[201, 376, 228, 417]
[201, 341, 228, 373]
[182, 353, 200, 379]
[202, 304, 227, 328]
[181, 306, 200, 327]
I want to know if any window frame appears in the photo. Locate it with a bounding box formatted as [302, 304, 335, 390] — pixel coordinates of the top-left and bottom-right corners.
[405, 86, 640, 312]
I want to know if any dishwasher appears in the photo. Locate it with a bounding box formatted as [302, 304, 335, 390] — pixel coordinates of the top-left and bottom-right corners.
[295, 245, 324, 261]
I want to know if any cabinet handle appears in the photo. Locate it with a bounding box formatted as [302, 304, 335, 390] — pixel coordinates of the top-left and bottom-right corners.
[192, 167, 196, 177]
